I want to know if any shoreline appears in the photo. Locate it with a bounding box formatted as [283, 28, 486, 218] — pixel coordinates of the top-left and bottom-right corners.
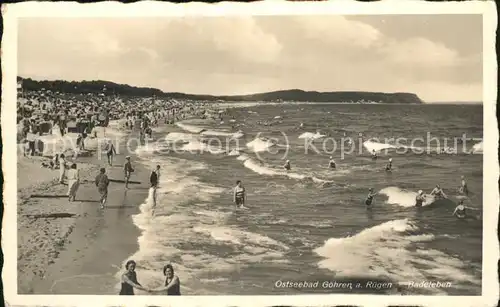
[17, 126, 150, 294]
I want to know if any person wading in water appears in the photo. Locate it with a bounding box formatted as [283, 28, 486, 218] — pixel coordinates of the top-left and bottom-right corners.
[119, 260, 147, 295]
[124, 156, 134, 189]
[149, 264, 181, 295]
[233, 180, 246, 209]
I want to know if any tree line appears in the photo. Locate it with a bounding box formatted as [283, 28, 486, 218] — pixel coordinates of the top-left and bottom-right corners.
[17, 77, 424, 104]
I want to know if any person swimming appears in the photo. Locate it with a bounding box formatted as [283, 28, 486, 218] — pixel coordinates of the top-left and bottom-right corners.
[415, 190, 425, 207]
[328, 156, 336, 169]
[452, 200, 480, 219]
[233, 180, 246, 208]
[385, 158, 393, 171]
[365, 188, 377, 207]
[452, 200, 467, 219]
[283, 160, 291, 171]
[430, 184, 447, 199]
[371, 149, 378, 160]
[459, 175, 469, 196]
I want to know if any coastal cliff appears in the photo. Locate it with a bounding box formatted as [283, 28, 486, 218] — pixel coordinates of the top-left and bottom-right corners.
[18, 78, 424, 104]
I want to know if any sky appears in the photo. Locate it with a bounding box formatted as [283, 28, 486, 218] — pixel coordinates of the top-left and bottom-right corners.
[17, 15, 483, 103]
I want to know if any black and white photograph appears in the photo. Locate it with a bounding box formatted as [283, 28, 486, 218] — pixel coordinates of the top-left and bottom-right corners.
[2, 1, 498, 307]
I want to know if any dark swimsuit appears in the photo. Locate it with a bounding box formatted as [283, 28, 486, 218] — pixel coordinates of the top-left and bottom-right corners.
[165, 277, 181, 295]
[365, 194, 374, 206]
[119, 271, 139, 295]
[415, 196, 423, 207]
[150, 171, 158, 188]
[456, 207, 466, 219]
[235, 187, 245, 206]
[461, 184, 468, 196]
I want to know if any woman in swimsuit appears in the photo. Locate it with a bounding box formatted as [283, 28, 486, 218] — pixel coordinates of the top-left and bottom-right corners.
[385, 158, 393, 171]
[119, 260, 147, 295]
[283, 160, 291, 171]
[365, 188, 377, 207]
[328, 156, 336, 169]
[149, 264, 181, 295]
[452, 200, 480, 219]
[430, 184, 446, 199]
[415, 190, 425, 207]
[459, 175, 469, 196]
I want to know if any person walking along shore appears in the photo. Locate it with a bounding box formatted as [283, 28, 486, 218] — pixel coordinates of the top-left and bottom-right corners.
[124, 156, 134, 189]
[67, 163, 80, 201]
[106, 140, 117, 166]
[95, 167, 110, 209]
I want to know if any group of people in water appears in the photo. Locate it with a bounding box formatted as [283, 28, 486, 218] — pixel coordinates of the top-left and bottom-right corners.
[235, 149, 476, 219]
[363, 171, 475, 219]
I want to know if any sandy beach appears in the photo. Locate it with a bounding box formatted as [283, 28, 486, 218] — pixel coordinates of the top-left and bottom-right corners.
[17, 129, 151, 294]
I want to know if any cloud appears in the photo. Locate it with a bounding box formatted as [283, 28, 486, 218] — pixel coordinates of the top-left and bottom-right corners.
[381, 37, 461, 68]
[17, 16, 482, 102]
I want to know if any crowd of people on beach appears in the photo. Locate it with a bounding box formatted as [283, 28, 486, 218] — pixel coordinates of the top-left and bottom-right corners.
[17, 88, 236, 295]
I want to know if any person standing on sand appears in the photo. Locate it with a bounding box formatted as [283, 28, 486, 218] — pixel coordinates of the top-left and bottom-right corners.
[67, 163, 80, 202]
[58, 154, 67, 184]
[124, 156, 134, 189]
[106, 140, 117, 166]
[148, 264, 181, 295]
[119, 260, 147, 295]
[95, 167, 110, 209]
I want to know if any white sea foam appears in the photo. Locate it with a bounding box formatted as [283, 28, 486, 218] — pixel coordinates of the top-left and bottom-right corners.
[118, 155, 289, 294]
[242, 156, 331, 184]
[246, 137, 276, 153]
[227, 149, 241, 156]
[363, 140, 396, 152]
[298, 131, 326, 140]
[378, 187, 436, 207]
[180, 140, 226, 155]
[471, 141, 483, 154]
[175, 122, 206, 134]
[314, 219, 479, 294]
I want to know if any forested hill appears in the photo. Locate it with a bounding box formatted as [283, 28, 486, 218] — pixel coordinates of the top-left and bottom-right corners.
[18, 77, 424, 104]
